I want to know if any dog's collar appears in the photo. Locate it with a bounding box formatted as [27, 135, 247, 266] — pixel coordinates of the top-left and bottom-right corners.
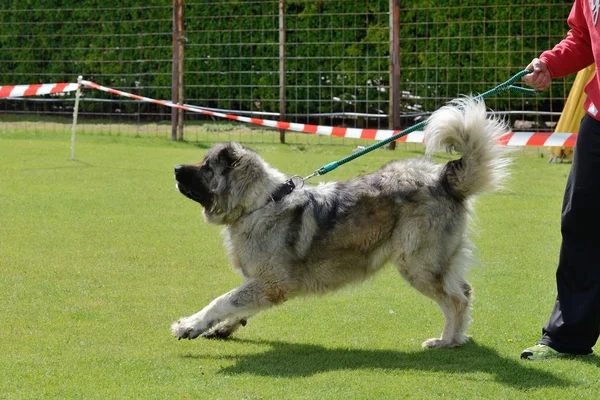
[269, 176, 303, 202]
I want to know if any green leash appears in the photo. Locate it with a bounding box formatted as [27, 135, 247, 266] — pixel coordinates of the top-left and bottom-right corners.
[301, 69, 536, 182]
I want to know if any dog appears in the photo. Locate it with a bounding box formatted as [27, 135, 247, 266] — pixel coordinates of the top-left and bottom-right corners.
[171, 97, 509, 348]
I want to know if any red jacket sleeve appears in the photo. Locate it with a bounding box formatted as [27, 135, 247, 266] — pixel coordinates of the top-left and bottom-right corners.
[539, 0, 594, 78]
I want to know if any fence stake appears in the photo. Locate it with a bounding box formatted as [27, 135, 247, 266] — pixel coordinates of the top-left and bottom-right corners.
[172, 0, 185, 141]
[70, 75, 83, 161]
[388, 0, 401, 150]
[279, 0, 287, 144]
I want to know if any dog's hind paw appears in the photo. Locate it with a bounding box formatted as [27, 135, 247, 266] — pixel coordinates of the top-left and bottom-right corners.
[422, 338, 453, 349]
[422, 335, 470, 349]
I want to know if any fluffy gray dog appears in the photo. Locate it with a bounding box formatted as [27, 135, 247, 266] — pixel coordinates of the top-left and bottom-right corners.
[171, 97, 509, 348]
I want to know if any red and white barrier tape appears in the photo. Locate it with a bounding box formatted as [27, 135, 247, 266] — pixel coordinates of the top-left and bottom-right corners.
[373, 130, 578, 147]
[1, 79, 578, 147]
[80, 80, 407, 140]
[0, 82, 80, 98]
[81, 80, 578, 146]
[499, 131, 577, 147]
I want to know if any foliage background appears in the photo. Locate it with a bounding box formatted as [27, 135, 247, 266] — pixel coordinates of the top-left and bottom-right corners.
[0, 1, 575, 130]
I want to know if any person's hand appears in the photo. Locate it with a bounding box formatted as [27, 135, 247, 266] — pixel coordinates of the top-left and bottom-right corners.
[522, 58, 551, 91]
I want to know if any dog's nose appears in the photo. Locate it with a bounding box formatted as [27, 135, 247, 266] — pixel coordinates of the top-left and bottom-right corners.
[174, 165, 184, 176]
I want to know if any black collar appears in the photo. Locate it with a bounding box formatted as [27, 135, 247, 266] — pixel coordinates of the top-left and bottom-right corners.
[269, 178, 297, 202]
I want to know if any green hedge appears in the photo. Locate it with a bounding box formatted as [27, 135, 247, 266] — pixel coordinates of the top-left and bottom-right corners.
[0, 1, 574, 122]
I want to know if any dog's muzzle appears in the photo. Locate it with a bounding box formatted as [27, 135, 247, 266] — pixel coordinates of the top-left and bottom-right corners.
[174, 165, 212, 207]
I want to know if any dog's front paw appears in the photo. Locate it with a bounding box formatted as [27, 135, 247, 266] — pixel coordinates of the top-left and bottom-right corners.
[171, 318, 203, 340]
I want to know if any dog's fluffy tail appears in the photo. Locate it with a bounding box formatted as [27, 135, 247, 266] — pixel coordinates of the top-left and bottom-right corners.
[424, 97, 510, 199]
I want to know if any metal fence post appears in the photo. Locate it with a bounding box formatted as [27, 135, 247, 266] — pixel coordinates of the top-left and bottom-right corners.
[389, 0, 401, 150]
[279, 0, 287, 144]
[172, 0, 185, 141]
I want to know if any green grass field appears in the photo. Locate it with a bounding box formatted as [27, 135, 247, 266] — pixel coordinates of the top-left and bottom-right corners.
[1, 127, 598, 399]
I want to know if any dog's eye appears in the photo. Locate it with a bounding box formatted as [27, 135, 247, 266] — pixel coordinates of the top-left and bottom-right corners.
[201, 163, 213, 177]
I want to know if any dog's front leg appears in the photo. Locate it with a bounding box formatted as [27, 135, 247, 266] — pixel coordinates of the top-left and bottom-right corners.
[171, 278, 288, 340]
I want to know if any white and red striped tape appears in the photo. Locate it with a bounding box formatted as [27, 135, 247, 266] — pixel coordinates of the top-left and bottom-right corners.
[374, 130, 577, 147]
[0, 82, 80, 98]
[80, 80, 578, 146]
[499, 131, 577, 147]
[1, 79, 578, 147]
[81, 80, 402, 140]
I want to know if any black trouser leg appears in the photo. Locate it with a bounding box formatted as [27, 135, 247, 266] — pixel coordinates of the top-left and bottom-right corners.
[539, 114, 600, 354]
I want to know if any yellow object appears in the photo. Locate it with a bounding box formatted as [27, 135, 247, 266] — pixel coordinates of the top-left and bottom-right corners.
[549, 64, 595, 162]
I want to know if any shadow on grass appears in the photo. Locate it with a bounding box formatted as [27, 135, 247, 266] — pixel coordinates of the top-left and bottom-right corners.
[175, 141, 212, 149]
[570, 353, 600, 368]
[185, 338, 575, 389]
[68, 158, 95, 168]
[19, 158, 95, 171]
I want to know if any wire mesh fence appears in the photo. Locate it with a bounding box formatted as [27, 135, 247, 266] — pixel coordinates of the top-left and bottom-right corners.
[399, 1, 574, 133]
[0, 0, 576, 145]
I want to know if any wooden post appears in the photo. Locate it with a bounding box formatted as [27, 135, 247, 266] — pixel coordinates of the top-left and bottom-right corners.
[172, 0, 185, 141]
[388, 0, 401, 150]
[279, 0, 287, 144]
[177, 1, 185, 141]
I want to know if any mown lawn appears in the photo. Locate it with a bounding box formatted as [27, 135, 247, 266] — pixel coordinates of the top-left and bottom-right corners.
[1, 128, 597, 399]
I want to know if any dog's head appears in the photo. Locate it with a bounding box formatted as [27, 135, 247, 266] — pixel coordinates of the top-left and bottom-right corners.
[175, 142, 278, 224]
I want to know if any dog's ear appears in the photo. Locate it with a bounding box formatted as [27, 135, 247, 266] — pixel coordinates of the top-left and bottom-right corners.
[211, 143, 244, 196]
[216, 144, 236, 168]
[217, 142, 244, 169]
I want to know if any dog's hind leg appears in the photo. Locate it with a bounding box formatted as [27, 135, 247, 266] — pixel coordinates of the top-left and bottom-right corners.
[396, 251, 473, 349]
[171, 278, 289, 340]
[419, 277, 472, 349]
